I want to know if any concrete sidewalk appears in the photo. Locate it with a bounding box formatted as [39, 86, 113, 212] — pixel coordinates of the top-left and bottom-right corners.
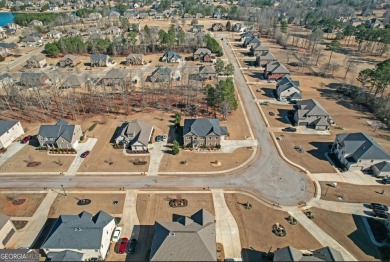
[211, 189, 242, 260]
[313, 172, 380, 185]
[66, 138, 97, 176]
[290, 209, 357, 261]
[6, 191, 59, 248]
[121, 190, 140, 239]
[147, 141, 167, 176]
[0, 143, 26, 167]
[308, 199, 371, 217]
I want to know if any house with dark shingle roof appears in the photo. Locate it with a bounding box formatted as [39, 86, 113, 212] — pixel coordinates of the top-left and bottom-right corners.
[243, 35, 260, 48]
[19, 72, 51, 87]
[26, 55, 46, 68]
[59, 55, 80, 68]
[183, 118, 228, 148]
[255, 51, 277, 67]
[250, 43, 268, 56]
[148, 67, 172, 82]
[161, 51, 182, 63]
[114, 119, 154, 152]
[46, 250, 84, 261]
[90, 54, 114, 67]
[0, 213, 16, 248]
[331, 133, 390, 171]
[61, 74, 87, 89]
[294, 99, 332, 130]
[372, 161, 390, 178]
[274, 246, 344, 261]
[0, 120, 24, 149]
[101, 69, 130, 85]
[42, 210, 115, 260]
[193, 48, 212, 62]
[150, 209, 216, 261]
[126, 54, 143, 65]
[264, 61, 290, 80]
[189, 65, 216, 81]
[276, 76, 301, 101]
[37, 119, 82, 149]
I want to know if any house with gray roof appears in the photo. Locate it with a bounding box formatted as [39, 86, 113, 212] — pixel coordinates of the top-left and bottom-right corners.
[150, 209, 216, 261]
[372, 161, 390, 178]
[330, 133, 390, 171]
[148, 67, 172, 82]
[42, 210, 115, 260]
[90, 54, 114, 67]
[37, 119, 82, 149]
[26, 55, 46, 68]
[114, 119, 154, 152]
[59, 55, 80, 67]
[250, 43, 268, 56]
[183, 118, 228, 148]
[23, 36, 43, 47]
[0, 120, 24, 149]
[211, 23, 225, 32]
[190, 65, 216, 81]
[276, 76, 301, 101]
[19, 72, 51, 87]
[46, 250, 84, 261]
[274, 246, 344, 261]
[188, 24, 204, 33]
[61, 74, 87, 89]
[0, 213, 16, 249]
[294, 99, 332, 130]
[255, 51, 277, 67]
[264, 61, 290, 80]
[193, 48, 212, 62]
[126, 54, 143, 65]
[161, 51, 182, 63]
[243, 35, 260, 48]
[101, 69, 130, 85]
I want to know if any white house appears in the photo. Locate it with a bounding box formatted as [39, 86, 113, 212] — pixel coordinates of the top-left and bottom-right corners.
[42, 210, 115, 260]
[114, 119, 154, 152]
[46, 30, 62, 39]
[276, 76, 301, 101]
[0, 120, 24, 149]
[0, 214, 16, 248]
[372, 161, 390, 178]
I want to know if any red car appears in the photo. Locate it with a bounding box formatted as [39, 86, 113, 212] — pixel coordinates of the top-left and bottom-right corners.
[80, 151, 90, 158]
[117, 238, 128, 254]
[21, 136, 32, 144]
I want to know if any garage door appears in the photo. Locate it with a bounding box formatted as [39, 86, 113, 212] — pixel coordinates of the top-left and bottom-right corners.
[2, 228, 15, 246]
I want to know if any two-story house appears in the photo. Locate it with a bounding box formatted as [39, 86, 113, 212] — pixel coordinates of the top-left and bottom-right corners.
[0, 120, 24, 149]
[114, 119, 154, 152]
[37, 119, 82, 149]
[294, 99, 332, 130]
[183, 118, 228, 148]
[276, 76, 301, 101]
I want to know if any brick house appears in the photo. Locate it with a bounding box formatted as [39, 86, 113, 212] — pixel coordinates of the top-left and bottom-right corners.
[264, 61, 290, 80]
[59, 55, 80, 67]
[193, 48, 212, 62]
[126, 54, 143, 65]
[37, 119, 83, 149]
[183, 118, 228, 148]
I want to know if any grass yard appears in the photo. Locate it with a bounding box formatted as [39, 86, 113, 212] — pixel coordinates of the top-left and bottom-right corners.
[0, 193, 47, 217]
[261, 104, 293, 128]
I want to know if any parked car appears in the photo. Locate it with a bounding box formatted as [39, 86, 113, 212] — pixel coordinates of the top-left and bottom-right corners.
[127, 239, 137, 254]
[155, 135, 162, 142]
[283, 127, 297, 132]
[382, 178, 390, 184]
[80, 150, 90, 158]
[112, 227, 122, 243]
[371, 203, 389, 211]
[117, 238, 128, 254]
[162, 134, 168, 142]
[372, 209, 388, 219]
[21, 135, 32, 144]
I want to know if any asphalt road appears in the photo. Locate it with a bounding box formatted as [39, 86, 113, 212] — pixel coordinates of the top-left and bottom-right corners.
[0, 35, 313, 206]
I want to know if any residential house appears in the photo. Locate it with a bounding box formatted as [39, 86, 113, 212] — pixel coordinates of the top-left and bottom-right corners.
[59, 55, 80, 67]
[264, 61, 290, 80]
[101, 69, 130, 85]
[232, 22, 243, 32]
[90, 54, 114, 67]
[46, 251, 84, 261]
[19, 72, 50, 87]
[372, 161, 390, 177]
[0, 73, 14, 87]
[87, 27, 101, 35]
[150, 209, 216, 261]
[276, 76, 301, 101]
[154, 13, 163, 19]
[37, 119, 83, 149]
[161, 51, 182, 63]
[193, 48, 212, 62]
[61, 74, 87, 89]
[211, 23, 225, 31]
[274, 246, 344, 261]
[330, 133, 390, 171]
[26, 55, 47, 68]
[46, 30, 62, 39]
[67, 29, 80, 37]
[109, 11, 120, 20]
[212, 9, 221, 19]
[349, 18, 362, 27]
[105, 26, 121, 36]
[23, 36, 43, 47]
[182, 13, 192, 19]
[195, 13, 204, 19]
[89, 12, 102, 20]
[148, 67, 172, 82]
[255, 51, 277, 67]
[189, 65, 216, 81]
[243, 35, 260, 48]
[365, 18, 384, 29]
[42, 210, 115, 260]
[138, 12, 149, 19]
[0, 120, 24, 149]
[0, 214, 16, 248]
[240, 31, 254, 41]
[126, 54, 143, 65]
[294, 99, 332, 130]
[0, 42, 17, 50]
[114, 119, 154, 151]
[250, 43, 268, 56]
[49, 4, 58, 11]
[30, 20, 43, 27]
[188, 24, 204, 33]
[183, 118, 228, 148]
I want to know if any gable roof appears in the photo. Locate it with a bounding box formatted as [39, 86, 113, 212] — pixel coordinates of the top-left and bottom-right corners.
[103, 69, 129, 79]
[61, 74, 86, 88]
[38, 119, 76, 143]
[274, 246, 303, 261]
[90, 54, 109, 62]
[277, 76, 300, 92]
[183, 118, 228, 137]
[296, 99, 330, 117]
[162, 51, 181, 60]
[0, 120, 19, 137]
[194, 48, 211, 55]
[265, 61, 290, 74]
[118, 119, 153, 146]
[335, 133, 390, 161]
[20, 72, 49, 86]
[274, 246, 344, 261]
[373, 161, 390, 172]
[28, 55, 46, 62]
[42, 210, 114, 250]
[46, 250, 84, 261]
[59, 54, 79, 63]
[126, 54, 143, 60]
[251, 43, 268, 51]
[199, 65, 216, 74]
[149, 209, 216, 261]
[256, 50, 277, 60]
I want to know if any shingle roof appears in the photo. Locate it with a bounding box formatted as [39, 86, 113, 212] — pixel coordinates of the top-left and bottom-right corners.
[59, 54, 79, 63]
[336, 133, 390, 161]
[42, 210, 114, 250]
[194, 48, 211, 55]
[277, 76, 300, 93]
[162, 51, 182, 60]
[0, 42, 18, 49]
[61, 75, 86, 88]
[274, 246, 344, 261]
[0, 120, 19, 137]
[297, 99, 329, 117]
[373, 161, 390, 172]
[256, 50, 277, 60]
[103, 69, 129, 79]
[265, 61, 290, 74]
[274, 246, 303, 261]
[126, 54, 142, 60]
[183, 118, 228, 137]
[90, 54, 109, 62]
[199, 65, 216, 75]
[38, 119, 76, 143]
[20, 72, 49, 86]
[47, 250, 84, 261]
[149, 209, 216, 261]
[118, 119, 153, 146]
[0, 213, 11, 229]
[28, 55, 45, 62]
[251, 43, 268, 51]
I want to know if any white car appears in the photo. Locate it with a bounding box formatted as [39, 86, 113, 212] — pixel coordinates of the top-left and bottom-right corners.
[162, 134, 168, 142]
[112, 227, 122, 242]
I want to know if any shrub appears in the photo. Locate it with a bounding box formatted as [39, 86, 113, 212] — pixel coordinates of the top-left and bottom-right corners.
[216, 144, 221, 149]
[88, 123, 97, 131]
[80, 136, 84, 141]
[172, 140, 180, 155]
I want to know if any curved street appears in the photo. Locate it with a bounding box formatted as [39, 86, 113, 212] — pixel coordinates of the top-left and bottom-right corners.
[0, 35, 314, 206]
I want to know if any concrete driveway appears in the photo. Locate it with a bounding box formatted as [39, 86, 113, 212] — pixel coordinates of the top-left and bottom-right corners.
[66, 138, 97, 176]
[0, 143, 26, 167]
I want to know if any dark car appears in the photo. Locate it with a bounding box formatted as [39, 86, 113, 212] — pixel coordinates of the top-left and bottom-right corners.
[382, 178, 390, 184]
[155, 135, 162, 142]
[127, 239, 137, 254]
[373, 209, 388, 219]
[80, 150, 90, 158]
[371, 203, 389, 211]
[117, 238, 128, 254]
[21, 135, 32, 144]
[283, 127, 297, 132]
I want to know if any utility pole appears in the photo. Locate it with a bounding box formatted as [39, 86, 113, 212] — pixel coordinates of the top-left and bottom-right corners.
[61, 184, 67, 197]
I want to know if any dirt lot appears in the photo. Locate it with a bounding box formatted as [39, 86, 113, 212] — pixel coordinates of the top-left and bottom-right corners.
[0, 193, 47, 217]
[250, 84, 277, 100]
[276, 132, 336, 173]
[311, 207, 382, 261]
[225, 193, 321, 260]
[319, 182, 390, 205]
[222, 99, 252, 140]
[159, 147, 253, 172]
[261, 104, 293, 128]
[48, 193, 125, 218]
[0, 145, 74, 173]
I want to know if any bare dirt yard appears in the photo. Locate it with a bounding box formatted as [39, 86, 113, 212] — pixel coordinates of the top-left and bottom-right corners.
[48, 193, 125, 218]
[0, 145, 74, 173]
[311, 207, 382, 261]
[0, 193, 47, 217]
[159, 147, 253, 172]
[319, 182, 390, 205]
[225, 193, 321, 261]
[261, 104, 293, 128]
[276, 132, 336, 173]
[249, 84, 277, 100]
[222, 100, 252, 140]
